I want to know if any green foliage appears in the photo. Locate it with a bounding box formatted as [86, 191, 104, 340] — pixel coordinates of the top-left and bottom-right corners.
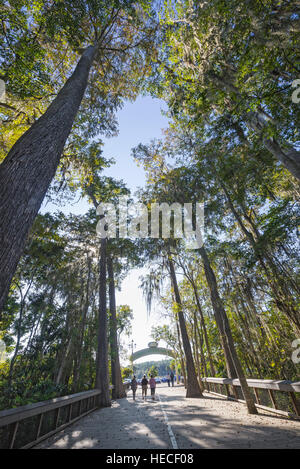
[122, 366, 133, 380]
[1, 0, 299, 411]
[147, 364, 158, 377]
[133, 359, 172, 378]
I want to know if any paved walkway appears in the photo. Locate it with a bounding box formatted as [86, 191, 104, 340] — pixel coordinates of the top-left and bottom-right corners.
[36, 385, 300, 449]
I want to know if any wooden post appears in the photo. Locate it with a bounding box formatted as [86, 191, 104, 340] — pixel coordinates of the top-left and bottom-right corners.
[253, 388, 261, 405]
[10, 422, 19, 449]
[289, 392, 300, 417]
[55, 408, 60, 428]
[232, 385, 239, 400]
[68, 404, 73, 421]
[36, 413, 44, 439]
[225, 384, 230, 397]
[0, 390, 100, 449]
[268, 389, 278, 409]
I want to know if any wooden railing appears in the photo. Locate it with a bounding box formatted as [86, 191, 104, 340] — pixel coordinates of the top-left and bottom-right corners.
[2, 378, 298, 448]
[0, 382, 131, 449]
[0, 389, 101, 449]
[201, 377, 300, 419]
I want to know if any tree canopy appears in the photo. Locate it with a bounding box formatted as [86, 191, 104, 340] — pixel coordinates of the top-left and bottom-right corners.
[0, 0, 299, 413]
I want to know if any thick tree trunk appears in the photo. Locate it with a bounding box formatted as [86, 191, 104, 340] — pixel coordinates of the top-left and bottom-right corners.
[107, 253, 126, 400]
[0, 45, 97, 316]
[199, 246, 257, 414]
[95, 238, 111, 407]
[168, 255, 202, 398]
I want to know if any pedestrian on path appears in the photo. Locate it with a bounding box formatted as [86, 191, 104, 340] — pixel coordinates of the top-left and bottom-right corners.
[167, 373, 171, 387]
[141, 375, 148, 400]
[149, 375, 156, 401]
[130, 375, 138, 400]
[170, 371, 174, 387]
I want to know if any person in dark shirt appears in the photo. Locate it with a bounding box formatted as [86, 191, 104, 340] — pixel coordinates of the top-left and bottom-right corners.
[170, 371, 175, 387]
[141, 374, 148, 400]
[131, 375, 138, 400]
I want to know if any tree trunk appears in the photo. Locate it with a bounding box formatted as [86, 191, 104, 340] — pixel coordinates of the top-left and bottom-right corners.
[73, 256, 92, 391]
[55, 339, 72, 386]
[199, 246, 257, 414]
[8, 279, 34, 386]
[8, 294, 24, 387]
[107, 253, 126, 400]
[0, 45, 97, 316]
[193, 311, 206, 389]
[168, 255, 202, 398]
[211, 72, 300, 179]
[189, 278, 216, 376]
[55, 299, 74, 385]
[221, 181, 300, 335]
[95, 238, 111, 407]
[192, 320, 203, 387]
[248, 111, 300, 180]
[176, 320, 187, 387]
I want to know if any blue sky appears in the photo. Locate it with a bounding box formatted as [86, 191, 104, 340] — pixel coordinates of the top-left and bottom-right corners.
[42, 95, 172, 364]
[101, 95, 171, 363]
[102, 95, 169, 192]
[43, 95, 169, 213]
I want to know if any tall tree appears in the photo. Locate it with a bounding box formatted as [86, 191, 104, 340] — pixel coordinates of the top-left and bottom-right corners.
[0, 0, 155, 315]
[95, 237, 110, 407]
[199, 246, 257, 414]
[167, 252, 203, 398]
[107, 252, 126, 399]
[153, 0, 300, 178]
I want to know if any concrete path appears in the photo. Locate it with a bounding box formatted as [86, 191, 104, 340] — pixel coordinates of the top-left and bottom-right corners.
[35, 384, 300, 449]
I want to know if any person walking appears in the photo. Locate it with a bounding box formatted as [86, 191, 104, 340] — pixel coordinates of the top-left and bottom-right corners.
[170, 371, 175, 387]
[167, 373, 171, 387]
[149, 375, 156, 401]
[141, 374, 148, 400]
[130, 375, 138, 401]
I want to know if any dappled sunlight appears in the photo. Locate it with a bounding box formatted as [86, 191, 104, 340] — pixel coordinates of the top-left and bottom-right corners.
[1, 1, 299, 453]
[36, 385, 300, 449]
[50, 432, 98, 450]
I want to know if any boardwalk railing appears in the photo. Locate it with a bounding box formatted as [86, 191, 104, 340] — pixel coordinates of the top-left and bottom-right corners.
[0, 382, 131, 449]
[202, 377, 300, 419]
[0, 389, 101, 449]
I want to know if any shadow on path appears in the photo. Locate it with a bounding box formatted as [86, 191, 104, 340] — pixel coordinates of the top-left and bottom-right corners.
[35, 385, 300, 449]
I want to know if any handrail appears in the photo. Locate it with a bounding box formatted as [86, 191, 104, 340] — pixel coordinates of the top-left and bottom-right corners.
[201, 377, 300, 419]
[0, 389, 102, 449]
[0, 383, 130, 449]
[0, 389, 100, 427]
